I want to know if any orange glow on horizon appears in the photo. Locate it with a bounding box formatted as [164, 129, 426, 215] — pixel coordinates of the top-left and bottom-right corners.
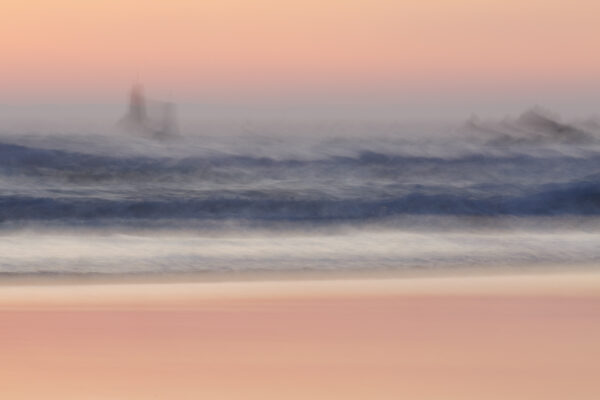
[2, 0, 600, 101]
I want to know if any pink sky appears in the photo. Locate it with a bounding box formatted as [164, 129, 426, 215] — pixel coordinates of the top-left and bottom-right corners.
[2, 0, 600, 114]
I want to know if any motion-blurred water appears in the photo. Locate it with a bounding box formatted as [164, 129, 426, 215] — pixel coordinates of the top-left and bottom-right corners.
[1, 108, 599, 277]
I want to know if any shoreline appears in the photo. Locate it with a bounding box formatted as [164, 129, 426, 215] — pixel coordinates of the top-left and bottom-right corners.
[1, 268, 599, 400]
[1, 269, 599, 311]
[0, 262, 598, 287]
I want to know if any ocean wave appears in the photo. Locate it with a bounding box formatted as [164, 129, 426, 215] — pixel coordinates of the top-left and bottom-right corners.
[2, 112, 600, 276]
[1, 110, 600, 226]
[0, 178, 598, 223]
[465, 106, 598, 145]
[1, 140, 599, 182]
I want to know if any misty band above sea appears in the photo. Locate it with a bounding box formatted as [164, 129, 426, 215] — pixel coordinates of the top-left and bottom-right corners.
[1, 107, 600, 278]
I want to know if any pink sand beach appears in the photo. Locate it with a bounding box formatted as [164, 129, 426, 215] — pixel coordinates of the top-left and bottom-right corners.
[1, 272, 599, 400]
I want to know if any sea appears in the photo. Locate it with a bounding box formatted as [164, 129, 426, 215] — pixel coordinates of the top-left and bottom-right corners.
[1, 107, 599, 279]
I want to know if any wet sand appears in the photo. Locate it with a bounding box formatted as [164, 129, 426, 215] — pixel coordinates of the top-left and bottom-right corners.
[1, 273, 599, 399]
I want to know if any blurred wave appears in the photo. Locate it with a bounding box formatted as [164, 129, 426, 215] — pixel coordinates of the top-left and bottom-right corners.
[0, 111, 599, 223]
[1, 108, 599, 277]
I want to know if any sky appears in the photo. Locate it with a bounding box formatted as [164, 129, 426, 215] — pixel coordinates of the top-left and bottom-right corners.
[2, 0, 600, 117]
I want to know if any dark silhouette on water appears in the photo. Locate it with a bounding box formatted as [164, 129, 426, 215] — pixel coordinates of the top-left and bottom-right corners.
[117, 84, 179, 140]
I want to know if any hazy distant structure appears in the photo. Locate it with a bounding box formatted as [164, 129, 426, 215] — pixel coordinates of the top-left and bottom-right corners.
[117, 84, 179, 140]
